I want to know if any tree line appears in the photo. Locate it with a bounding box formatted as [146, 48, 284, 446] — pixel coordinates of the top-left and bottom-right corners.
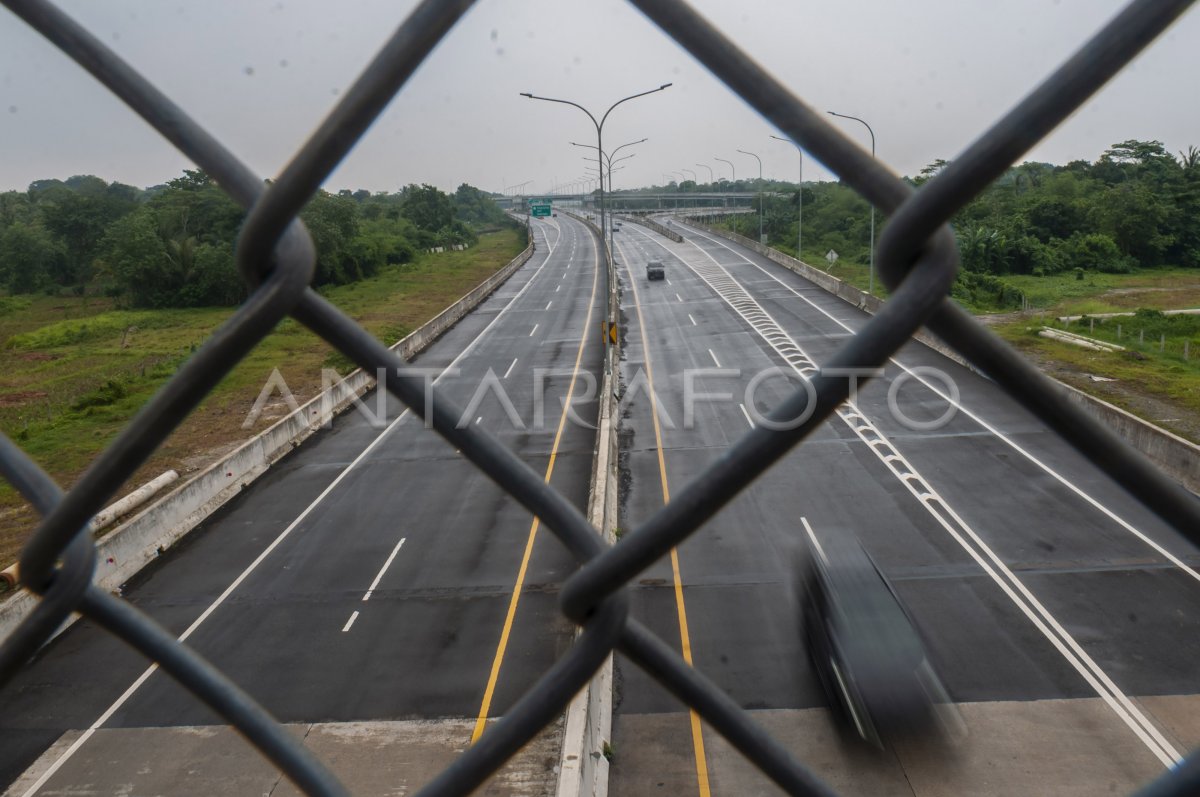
[638, 139, 1200, 306]
[0, 171, 517, 308]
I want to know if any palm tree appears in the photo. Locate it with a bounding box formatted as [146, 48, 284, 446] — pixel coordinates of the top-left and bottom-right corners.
[1179, 145, 1200, 171]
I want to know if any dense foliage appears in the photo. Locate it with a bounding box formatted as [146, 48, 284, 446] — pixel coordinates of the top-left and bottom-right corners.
[0, 171, 516, 307]
[644, 140, 1200, 307]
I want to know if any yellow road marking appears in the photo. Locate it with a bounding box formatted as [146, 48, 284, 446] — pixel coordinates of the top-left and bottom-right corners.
[472, 228, 600, 743]
[623, 246, 712, 797]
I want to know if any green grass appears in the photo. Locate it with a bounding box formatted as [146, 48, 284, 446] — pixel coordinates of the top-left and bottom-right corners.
[997, 267, 1200, 315]
[800, 254, 888, 298]
[979, 268, 1200, 445]
[993, 316, 1200, 441]
[0, 229, 525, 572]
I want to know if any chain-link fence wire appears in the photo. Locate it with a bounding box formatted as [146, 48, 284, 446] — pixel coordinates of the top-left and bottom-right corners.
[2, 0, 1200, 794]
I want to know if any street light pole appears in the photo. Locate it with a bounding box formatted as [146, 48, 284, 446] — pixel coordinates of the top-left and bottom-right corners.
[714, 156, 735, 183]
[521, 84, 671, 252]
[770, 134, 802, 260]
[736, 149, 763, 244]
[573, 137, 646, 207]
[827, 110, 876, 295]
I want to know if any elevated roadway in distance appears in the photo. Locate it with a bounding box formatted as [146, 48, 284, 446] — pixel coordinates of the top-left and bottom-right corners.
[0, 213, 605, 795]
[606, 218, 1200, 796]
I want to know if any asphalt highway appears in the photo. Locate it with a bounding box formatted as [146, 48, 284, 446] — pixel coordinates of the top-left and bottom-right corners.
[6, 208, 1200, 797]
[607, 217, 1200, 796]
[0, 213, 605, 794]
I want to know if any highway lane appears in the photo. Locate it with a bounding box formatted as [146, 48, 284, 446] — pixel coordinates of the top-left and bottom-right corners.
[607, 218, 1200, 795]
[0, 212, 605, 793]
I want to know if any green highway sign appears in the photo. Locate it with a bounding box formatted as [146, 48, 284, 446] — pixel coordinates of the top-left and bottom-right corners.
[532, 205, 551, 217]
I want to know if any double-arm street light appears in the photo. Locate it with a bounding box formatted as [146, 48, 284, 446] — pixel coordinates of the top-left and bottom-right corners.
[736, 149, 764, 243]
[827, 110, 876, 294]
[573, 137, 646, 197]
[582, 153, 635, 193]
[521, 84, 672, 251]
[770, 134, 803, 260]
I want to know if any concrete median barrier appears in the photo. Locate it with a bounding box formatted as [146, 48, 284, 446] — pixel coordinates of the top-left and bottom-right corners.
[557, 209, 619, 797]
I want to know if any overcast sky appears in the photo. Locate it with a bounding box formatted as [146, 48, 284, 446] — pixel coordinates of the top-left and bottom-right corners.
[2, 0, 1198, 196]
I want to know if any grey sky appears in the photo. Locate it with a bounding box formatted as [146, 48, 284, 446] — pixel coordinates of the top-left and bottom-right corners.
[2, 1, 1198, 196]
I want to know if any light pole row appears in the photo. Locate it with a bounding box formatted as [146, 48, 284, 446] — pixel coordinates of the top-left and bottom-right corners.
[520, 84, 672, 253]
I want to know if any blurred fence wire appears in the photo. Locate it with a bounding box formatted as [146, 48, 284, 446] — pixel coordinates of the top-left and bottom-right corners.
[3, 0, 1200, 795]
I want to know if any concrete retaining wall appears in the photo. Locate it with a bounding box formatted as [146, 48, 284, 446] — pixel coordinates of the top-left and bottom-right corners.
[1060, 385, 1200, 492]
[679, 216, 1200, 494]
[618, 213, 681, 243]
[1, 232, 535, 642]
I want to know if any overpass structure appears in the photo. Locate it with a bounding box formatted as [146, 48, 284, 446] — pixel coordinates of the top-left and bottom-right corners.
[497, 191, 771, 214]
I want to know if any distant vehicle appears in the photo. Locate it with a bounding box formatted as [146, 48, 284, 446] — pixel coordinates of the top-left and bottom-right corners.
[612, 226, 620, 232]
[552, 212, 557, 217]
[646, 260, 665, 281]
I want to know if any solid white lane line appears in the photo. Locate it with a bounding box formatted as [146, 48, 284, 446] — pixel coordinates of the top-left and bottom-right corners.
[22, 216, 563, 796]
[503, 357, 519, 379]
[678, 232, 1182, 767]
[529, 324, 539, 337]
[688, 314, 697, 326]
[709, 349, 721, 368]
[688, 226, 1200, 587]
[739, 403, 754, 428]
[800, 517, 828, 565]
[362, 537, 406, 602]
[342, 611, 360, 633]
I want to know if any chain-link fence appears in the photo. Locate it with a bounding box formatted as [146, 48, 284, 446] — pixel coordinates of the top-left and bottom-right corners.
[3, 0, 1200, 794]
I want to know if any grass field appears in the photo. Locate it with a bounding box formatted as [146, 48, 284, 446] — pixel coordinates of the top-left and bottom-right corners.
[987, 269, 1200, 445]
[1001, 267, 1200, 315]
[0, 228, 526, 579]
